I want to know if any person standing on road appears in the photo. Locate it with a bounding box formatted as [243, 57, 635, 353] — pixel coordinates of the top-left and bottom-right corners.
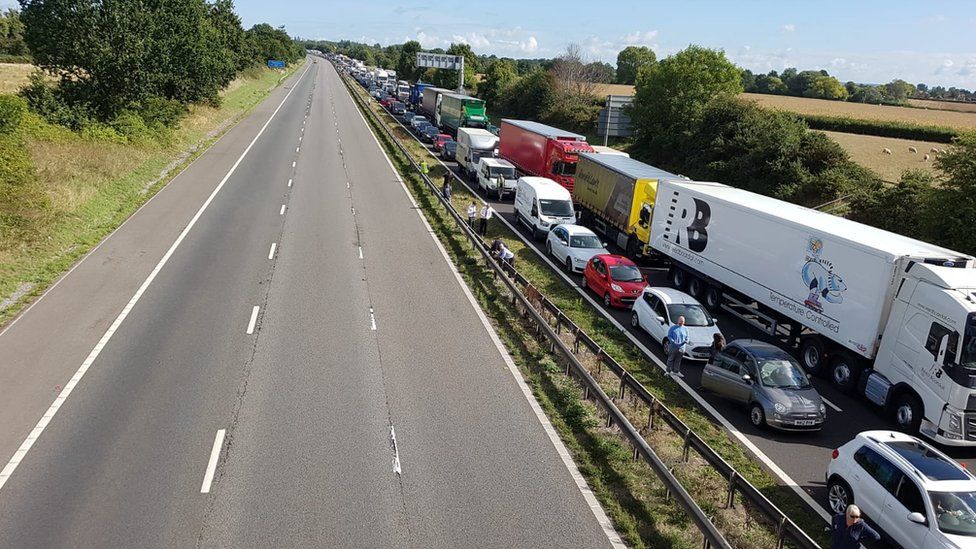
[830, 504, 880, 549]
[466, 201, 477, 228]
[709, 333, 726, 364]
[666, 316, 688, 378]
[479, 204, 493, 236]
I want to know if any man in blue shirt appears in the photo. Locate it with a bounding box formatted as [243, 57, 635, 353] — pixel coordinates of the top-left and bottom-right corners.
[831, 504, 880, 549]
[666, 316, 688, 378]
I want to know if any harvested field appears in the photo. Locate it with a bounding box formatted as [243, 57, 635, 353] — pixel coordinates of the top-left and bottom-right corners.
[0, 63, 35, 94]
[743, 93, 976, 131]
[591, 83, 636, 97]
[907, 98, 976, 114]
[821, 130, 942, 181]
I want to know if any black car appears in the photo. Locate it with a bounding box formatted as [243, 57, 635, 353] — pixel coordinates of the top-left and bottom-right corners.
[441, 140, 457, 159]
[423, 125, 440, 142]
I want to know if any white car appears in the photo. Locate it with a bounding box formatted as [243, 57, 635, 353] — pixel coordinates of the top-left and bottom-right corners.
[630, 287, 722, 360]
[827, 430, 976, 548]
[409, 115, 429, 131]
[546, 225, 608, 273]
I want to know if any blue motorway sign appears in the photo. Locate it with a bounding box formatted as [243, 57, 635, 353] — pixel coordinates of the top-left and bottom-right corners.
[267, 60, 285, 69]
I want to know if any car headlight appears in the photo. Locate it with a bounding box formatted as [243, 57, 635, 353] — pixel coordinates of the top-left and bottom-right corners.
[611, 284, 623, 292]
[774, 403, 787, 414]
[820, 404, 826, 416]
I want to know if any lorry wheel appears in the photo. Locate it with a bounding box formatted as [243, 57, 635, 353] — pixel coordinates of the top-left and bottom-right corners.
[893, 393, 923, 434]
[669, 267, 687, 290]
[687, 276, 705, 298]
[704, 286, 722, 311]
[800, 338, 827, 376]
[829, 353, 861, 394]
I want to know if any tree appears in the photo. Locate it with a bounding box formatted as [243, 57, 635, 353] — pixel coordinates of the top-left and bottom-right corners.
[615, 45, 656, 84]
[396, 40, 422, 82]
[498, 70, 553, 119]
[848, 171, 933, 240]
[479, 58, 517, 106]
[428, 42, 477, 91]
[0, 8, 28, 57]
[883, 79, 915, 103]
[804, 75, 848, 100]
[586, 61, 615, 84]
[926, 132, 976, 254]
[754, 74, 787, 94]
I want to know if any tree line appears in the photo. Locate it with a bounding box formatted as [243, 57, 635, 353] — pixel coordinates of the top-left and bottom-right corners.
[7, 0, 304, 135]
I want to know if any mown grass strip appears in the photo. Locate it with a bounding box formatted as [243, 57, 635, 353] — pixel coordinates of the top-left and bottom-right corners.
[343, 70, 827, 548]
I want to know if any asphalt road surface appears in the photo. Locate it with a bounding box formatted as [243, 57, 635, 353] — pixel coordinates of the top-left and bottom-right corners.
[383, 92, 976, 521]
[0, 60, 621, 548]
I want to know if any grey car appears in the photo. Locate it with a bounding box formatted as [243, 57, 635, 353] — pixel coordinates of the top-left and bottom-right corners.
[701, 340, 826, 431]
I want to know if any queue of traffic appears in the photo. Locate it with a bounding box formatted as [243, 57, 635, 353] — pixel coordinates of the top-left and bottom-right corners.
[326, 52, 976, 547]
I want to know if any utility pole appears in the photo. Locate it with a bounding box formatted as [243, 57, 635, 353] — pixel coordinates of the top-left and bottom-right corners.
[457, 55, 465, 94]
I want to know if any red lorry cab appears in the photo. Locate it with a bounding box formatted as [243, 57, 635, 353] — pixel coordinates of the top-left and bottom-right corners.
[498, 119, 594, 192]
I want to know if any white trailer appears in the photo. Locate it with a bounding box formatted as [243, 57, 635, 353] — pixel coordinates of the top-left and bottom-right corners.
[650, 180, 976, 445]
[454, 128, 498, 179]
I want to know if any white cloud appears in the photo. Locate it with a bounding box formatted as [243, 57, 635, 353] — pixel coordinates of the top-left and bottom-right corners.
[958, 58, 976, 77]
[623, 30, 659, 46]
[830, 57, 846, 67]
[521, 36, 539, 53]
[781, 23, 796, 32]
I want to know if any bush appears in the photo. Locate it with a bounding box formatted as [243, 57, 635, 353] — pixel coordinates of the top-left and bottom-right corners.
[0, 94, 26, 133]
[847, 171, 934, 240]
[109, 111, 151, 142]
[19, 73, 93, 130]
[136, 98, 186, 130]
[801, 114, 957, 143]
[0, 131, 47, 245]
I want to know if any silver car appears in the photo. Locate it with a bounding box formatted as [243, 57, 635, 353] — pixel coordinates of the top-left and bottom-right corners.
[701, 340, 826, 431]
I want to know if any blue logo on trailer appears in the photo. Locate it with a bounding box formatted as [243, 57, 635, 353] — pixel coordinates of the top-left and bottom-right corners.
[268, 60, 285, 69]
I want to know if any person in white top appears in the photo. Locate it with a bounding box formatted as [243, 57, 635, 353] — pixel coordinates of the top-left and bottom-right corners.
[478, 204, 493, 236]
[498, 244, 515, 270]
[466, 201, 477, 229]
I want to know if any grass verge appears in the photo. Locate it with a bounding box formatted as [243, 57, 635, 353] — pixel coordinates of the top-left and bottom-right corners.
[0, 62, 304, 327]
[344, 73, 827, 547]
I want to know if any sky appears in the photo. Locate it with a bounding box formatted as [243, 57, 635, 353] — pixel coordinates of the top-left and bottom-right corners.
[230, 0, 976, 89]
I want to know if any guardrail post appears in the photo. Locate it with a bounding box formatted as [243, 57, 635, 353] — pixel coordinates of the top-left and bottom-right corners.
[573, 332, 580, 353]
[605, 409, 613, 428]
[683, 430, 693, 462]
[647, 400, 656, 431]
[777, 518, 787, 549]
[618, 377, 626, 400]
[725, 471, 737, 509]
[583, 385, 590, 401]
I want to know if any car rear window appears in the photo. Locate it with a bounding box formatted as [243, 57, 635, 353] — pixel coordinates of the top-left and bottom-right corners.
[884, 441, 970, 481]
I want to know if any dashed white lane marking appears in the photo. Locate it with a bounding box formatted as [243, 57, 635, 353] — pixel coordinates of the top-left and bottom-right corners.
[200, 429, 226, 493]
[351, 206, 355, 215]
[368, 308, 376, 331]
[296, 147, 300, 153]
[246, 306, 260, 335]
[268, 242, 277, 260]
[0, 62, 312, 493]
[389, 425, 402, 475]
[287, 178, 292, 187]
[822, 397, 842, 413]
[358, 246, 363, 259]
[292, 161, 296, 168]
[279, 204, 286, 215]
[343, 77, 625, 546]
[299, 136, 302, 142]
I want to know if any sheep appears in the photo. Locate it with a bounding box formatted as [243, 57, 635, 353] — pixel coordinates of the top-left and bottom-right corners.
[923, 154, 930, 161]
[882, 148, 892, 155]
[930, 147, 940, 153]
[908, 146, 918, 153]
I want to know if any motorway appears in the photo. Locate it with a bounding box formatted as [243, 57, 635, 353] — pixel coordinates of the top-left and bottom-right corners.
[382, 94, 976, 519]
[0, 59, 622, 548]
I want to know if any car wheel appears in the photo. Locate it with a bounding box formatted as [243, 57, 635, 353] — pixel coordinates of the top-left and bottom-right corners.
[893, 393, 923, 434]
[662, 338, 671, 356]
[546, 242, 552, 256]
[829, 353, 862, 394]
[826, 478, 853, 515]
[565, 258, 573, 273]
[704, 285, 722, 311]
[800, 337, 826, 376]
[687, 276, 705, 298]
[581, 275, 587, 290]
[749, 403, 767, 429]
[603, 293, 612, 307]
[669, 266, 687, 290]
[631, 312, 640, 329]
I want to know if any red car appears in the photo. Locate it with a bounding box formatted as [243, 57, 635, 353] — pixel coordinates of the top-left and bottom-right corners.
[380, 96, 396, 109]
[582, 254, 647, 308]
[432, 134, 452, 151]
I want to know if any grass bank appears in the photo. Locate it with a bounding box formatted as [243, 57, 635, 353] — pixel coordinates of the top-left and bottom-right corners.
[344, 72, 827, 548]
[0, 62, 304, 326]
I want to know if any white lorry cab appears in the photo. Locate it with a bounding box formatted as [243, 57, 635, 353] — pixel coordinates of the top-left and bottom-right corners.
[514, 177, 576, 240]
[649, 179, 976, 445]
[455, 128, 498, 179]
[476, 158, 518, 200]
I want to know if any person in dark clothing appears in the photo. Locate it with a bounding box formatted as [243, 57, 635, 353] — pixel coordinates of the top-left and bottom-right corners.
[709, 333, 726, 363]
[830, 505, 880, 549]
[442, 179, 452, 200]
[490, 238, 504, 257]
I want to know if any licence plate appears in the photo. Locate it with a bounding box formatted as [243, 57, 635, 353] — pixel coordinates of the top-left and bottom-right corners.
[794, 420, 816, 426]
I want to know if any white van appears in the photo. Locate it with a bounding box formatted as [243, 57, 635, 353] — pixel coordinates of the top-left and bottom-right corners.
[514, 177, 576, 240]
[455, 128, 498, 179]
[476, 158, 518, 200]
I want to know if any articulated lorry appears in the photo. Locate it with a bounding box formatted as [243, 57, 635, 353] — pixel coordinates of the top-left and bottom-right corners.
[420, 87, 453, 126]
[573, 153, 681, 259]
[438, 93, 488, 134]
[409, 82, 431, 107]
[498, 120, 594, 192]
[650, 179, 976, 445]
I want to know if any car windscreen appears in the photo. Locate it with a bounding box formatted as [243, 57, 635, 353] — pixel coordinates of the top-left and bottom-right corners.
[757, 359, 811, 389]
[609, 265, 643, 283]
[539, 199, 573, 217]
[931, 491, 976, 536]
[570, 234, 603, 249]
[665, 304, 713, 327]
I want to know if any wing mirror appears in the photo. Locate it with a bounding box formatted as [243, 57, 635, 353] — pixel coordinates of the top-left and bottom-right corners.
[560, 239, 568, 246]
[741, 374, 753, 384]
[907, 512, 926, 525]
[655, 316, 665, 323]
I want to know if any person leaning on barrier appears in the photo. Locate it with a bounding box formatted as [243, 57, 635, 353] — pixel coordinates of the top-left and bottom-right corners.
[442, 178, 452, 201]
[498, 243, 515, 270]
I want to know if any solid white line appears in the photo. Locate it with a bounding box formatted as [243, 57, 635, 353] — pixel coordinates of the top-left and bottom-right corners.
[358, 246, 363, 259]
[200, 429, 226, 493]
[279, 204, 286, 215]
[360, 77, 835, 524]
[390, 425, 402, 475]
[0, 62, 312, 493]
[822, 397, 842, 413]
[369, 308, 376, 331]
[287, 178, 292, 187]
[268, 242, 277, 260]
[339, 73, 624, 546]
[246, 306, 260, 335]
